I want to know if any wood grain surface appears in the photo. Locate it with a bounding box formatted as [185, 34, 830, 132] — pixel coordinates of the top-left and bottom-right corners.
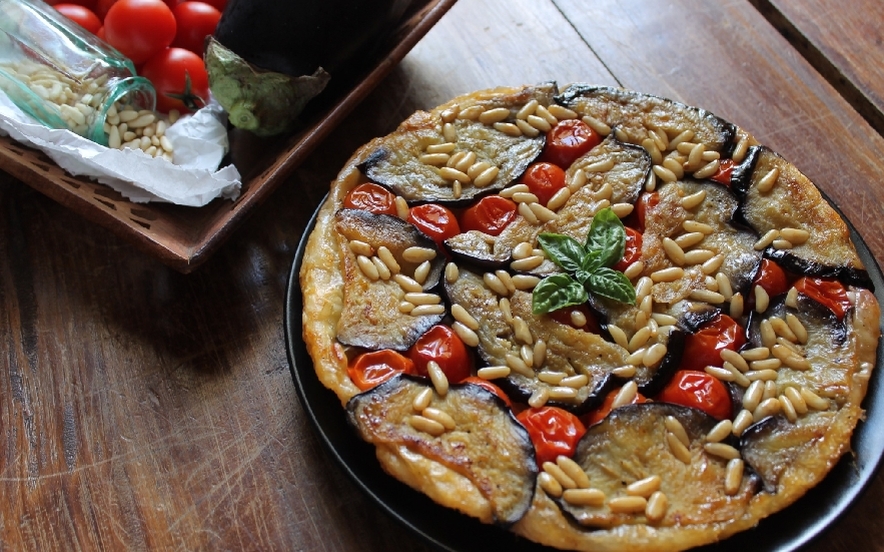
[753, 0, 884, 136]
[1, 0, 883, 550]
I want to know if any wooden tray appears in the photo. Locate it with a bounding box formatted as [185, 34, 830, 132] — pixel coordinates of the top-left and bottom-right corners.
[0, 0, 456, 273]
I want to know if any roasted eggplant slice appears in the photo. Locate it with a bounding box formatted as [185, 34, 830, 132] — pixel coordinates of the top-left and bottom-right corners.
[740, 413, 840, 493]
[361, 84, 556, 204]
[444, 229, 513, 269]
[746, 292, 850, 402]
[733, 145, 870, 287]
[444, 267, 629, 413]
[555, 85, 737, 154]
[334, 209, 445, 350]
[555, 403, 757, 528]
[347, 374, 537, 525]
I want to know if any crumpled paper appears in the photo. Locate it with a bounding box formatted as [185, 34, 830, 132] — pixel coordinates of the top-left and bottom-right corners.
[0, 92, 242, 207]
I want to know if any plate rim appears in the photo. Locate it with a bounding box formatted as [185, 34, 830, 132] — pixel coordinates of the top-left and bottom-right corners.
[284, 191, 884, 552]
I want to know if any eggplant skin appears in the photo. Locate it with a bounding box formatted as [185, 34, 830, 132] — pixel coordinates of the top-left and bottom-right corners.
[347, 374, 537, 526]
[213, 0, 413, 78]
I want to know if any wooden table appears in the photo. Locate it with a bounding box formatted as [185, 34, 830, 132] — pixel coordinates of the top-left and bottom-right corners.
[2, 0, 883, 550]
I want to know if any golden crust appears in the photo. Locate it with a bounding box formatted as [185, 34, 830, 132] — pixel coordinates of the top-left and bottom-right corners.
[299, 84, 881, 551]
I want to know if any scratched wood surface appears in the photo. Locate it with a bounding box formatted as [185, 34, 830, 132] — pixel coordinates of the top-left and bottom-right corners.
[1, 0, 883, 550]
[753, 0, 884, 136]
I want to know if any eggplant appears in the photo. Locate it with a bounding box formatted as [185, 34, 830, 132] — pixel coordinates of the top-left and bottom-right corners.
[347, 374, 537, 525]
[732, 145, 871, 287]
[206, 0, 413, 136]
[443, 266, 631, 413]
[557, 403, 758, 528]
[554, 85, 737, 154]
[333, 208, 445, 351]
[361, 83, 555, 205]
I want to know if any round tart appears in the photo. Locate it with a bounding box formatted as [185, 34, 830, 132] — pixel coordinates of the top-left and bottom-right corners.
[299, 83, 880, 551]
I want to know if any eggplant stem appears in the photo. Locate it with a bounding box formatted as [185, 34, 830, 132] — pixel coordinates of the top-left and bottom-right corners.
[228, 101, 260, 131]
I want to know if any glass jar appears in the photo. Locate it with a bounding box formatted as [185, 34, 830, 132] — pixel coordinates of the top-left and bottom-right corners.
[0, 0, 156, 146]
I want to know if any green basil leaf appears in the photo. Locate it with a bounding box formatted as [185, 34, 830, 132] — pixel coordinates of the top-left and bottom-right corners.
[584, 207, 625, 268]
[537, 233, 586, 273]
[580, 249, 603, 275]
[532, 273, 589, 314]
[587, 267, 637, 304]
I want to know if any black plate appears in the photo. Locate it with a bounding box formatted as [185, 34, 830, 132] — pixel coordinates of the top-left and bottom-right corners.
[284, 197, 884, 552]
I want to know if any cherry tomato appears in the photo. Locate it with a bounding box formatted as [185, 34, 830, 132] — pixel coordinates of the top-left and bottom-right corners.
[348, 349, 415, 391]
[54, 4, 102, 34]
[710, 158, 735, 186]
[171, 1, 222, 55]
[612, 226, 643, 272]
[140, 47, 209, 113]
[459, 195, 517, 236]
[409, 325, 472, 383]
[549, 303, 601, 334]
[407, 203, 460, 249]
[462, 376, 512, 408]
[541, 118, 601, 168]
[104, 0, 176, 65]
[96, 26, 105, 40]
[343, 182, 398, 216]
[634, 191, 660, 233]
[656, 370, 732, 420]
[680, 314, 747, 373]
[516, 406, 586, 465]
[522, 162, 566, 207]
[794, 277, 852, 319]
[753, 258, 790, 298]
[582, 387, 647, 426]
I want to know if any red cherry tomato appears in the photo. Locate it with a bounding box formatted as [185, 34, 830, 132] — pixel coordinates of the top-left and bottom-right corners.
[657, 370, 732, 420]
[407, 204, 460, 249]
[459, 195, 517, 236]
[522, 162, 566, 207]
[343, 182, 398, 216]
[171, 1, 222, 55]
[462, 376, 512, 408]
[794, 277, 852, 319]
[516, 406, 586, 465]
[53, 4, 102, 34]
[680, 314, 747, 373]
[549, 304, 601, 334]
[140, 47, 209, 113]
[541, 118, 601, 168]
[409, 325, 472, 384]
[582, 387, 647, 426]
[348, 349, 415, 391]
[613, 226, 643, 272]
[753, 258, 790, 298]
[710, 158, 735, 186]
[104, 0, 177, 65]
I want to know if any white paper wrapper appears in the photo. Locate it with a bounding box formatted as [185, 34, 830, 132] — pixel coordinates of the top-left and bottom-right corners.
[0, 92, 242, 207]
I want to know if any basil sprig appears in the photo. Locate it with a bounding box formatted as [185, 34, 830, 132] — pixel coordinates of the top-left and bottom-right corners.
[532, 208, 636, 314]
